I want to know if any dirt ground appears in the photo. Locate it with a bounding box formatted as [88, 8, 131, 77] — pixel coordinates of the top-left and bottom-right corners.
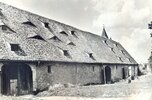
[0, 74, 152, 100]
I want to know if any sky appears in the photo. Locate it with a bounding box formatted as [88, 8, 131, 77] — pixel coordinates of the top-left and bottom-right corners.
[0, 0, 151, 63]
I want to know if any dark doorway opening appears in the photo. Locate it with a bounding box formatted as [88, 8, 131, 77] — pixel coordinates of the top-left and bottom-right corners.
[1, 63, 33, 95]
[122, 68, 126, 79]
[101, 68, 105, 84]
[105, 66, 111, 84]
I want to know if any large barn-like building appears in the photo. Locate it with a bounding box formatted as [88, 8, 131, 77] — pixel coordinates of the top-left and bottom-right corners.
[0, 2, 138, 95]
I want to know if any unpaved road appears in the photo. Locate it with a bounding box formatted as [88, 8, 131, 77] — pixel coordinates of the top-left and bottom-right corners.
[37, 74, 152, 98]
[0, 74, 152, 100]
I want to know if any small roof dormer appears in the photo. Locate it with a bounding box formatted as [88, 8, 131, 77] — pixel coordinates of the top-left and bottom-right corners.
[102, 26, 109, 39]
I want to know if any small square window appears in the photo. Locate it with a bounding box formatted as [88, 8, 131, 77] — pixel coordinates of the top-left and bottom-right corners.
[92, 66, 95, 72]
[2, 25, 7, 31]
[47, 65, 52, 73]
[44, 22, 49, 28]
[10, 44, 20, 51]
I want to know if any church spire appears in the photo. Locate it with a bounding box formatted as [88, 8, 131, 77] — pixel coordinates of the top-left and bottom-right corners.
[102, 26, 109, 39]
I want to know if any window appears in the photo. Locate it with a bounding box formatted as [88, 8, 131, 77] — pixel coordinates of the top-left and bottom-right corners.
[115, 43, 118, 47]
[63, 50, 71, 58]
[104, 40, 108, 45]
[42, 22, 53, 32]
[118, 57, 123, 62]
[1, 25, 16, 33]
[47, 65, 51, 73]
[57, 47, 72, 59]
[121, 50, 125, 55]
[67, 42, 76, 46]
[92, 66, 95, 72]
[116, 66, 118, 69]
[44, 22, 49, 28]
[71, 31, 78, 38]
[0, 9, 3, 16]
[22, 21, 36, 27]
[50, 36, 61, 42]
[2, 25, 7, 31]
[110, 48, 115, 53]
[60, 31, 68, 36]
[10, 44, 19, 51]
[88, 53, 96, 60]
[128, 58, 132, 63]
[10, 44, 27, 56]
[29, 35, 45, 41]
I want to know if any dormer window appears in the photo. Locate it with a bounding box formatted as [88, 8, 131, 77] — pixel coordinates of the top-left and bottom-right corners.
[49, 36, 61, 42]
[2, 25, 7, 31]
[60, 31, 68, 36]
[41, 22, 53, 32]
[115, 43, 118, 47]
[29, 35, 45, 41]
[57, 46, 72, 59]
[63, 50, 71, 58]
[121, 50, 125, 55]
[10, 44, 19, 51]
[22, 21, 36, 27]
[44, 22, 49, 28]
[103, 40, 108, 46]
[71, 31, 78, 38]
[88, 53, 96, 60]
[118, 57, 123, 62]
[67, 42, 76, 46]
[110, 48, 115, 53]
[1, 25, 16, 33]
[0, 8, 3, 16]
[10, 44, 27, 56]
[128, 58, 132, 63]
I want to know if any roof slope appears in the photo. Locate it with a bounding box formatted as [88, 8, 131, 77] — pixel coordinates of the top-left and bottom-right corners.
[0, 2, 137, 64]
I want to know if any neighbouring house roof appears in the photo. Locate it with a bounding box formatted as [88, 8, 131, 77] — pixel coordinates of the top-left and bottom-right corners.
[0, 2, 137, 64]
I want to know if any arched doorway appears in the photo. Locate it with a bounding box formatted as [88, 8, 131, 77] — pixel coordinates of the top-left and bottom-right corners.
[105, 66, 111, 84]
[1, 63, 33, 95]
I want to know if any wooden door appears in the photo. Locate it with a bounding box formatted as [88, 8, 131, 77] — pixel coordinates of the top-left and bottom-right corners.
[105, 66, 111, 84]
[10, 79, 18, 95]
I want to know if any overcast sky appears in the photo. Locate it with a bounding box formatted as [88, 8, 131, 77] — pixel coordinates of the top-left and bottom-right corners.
[0, 0, 151, 63]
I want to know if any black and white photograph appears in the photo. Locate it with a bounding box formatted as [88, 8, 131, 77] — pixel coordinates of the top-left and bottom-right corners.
[0, 0, 151, 100]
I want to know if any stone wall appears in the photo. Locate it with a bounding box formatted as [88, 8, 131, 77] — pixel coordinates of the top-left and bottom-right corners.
[36, 63, 102, 90]
[35, 62, 138, 90]
[0, 62, 138, 95]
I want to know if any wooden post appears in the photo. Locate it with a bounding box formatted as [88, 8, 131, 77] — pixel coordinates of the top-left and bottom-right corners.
[0, 71, 1, 95]
[0, 64, 3, 95]
[103, 66, 106, 84]
[30, 64, 37, 91]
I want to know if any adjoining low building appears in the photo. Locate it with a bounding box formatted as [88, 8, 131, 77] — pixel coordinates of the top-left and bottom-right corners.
[0, 2, 138, 95]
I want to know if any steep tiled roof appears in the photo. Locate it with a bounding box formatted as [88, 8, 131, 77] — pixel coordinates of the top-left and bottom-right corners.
[0, 2, 137, 64]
